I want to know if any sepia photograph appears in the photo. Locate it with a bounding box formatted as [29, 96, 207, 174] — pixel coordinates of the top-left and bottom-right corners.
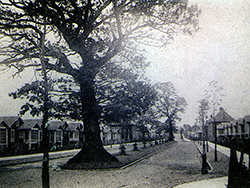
[0, 0, 250, 187]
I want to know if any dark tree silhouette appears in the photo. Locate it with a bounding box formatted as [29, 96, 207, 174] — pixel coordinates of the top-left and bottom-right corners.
[154, 82, 187, 141]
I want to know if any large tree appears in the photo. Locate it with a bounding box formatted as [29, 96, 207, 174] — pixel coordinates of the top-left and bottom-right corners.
[0, 0, 200, 166]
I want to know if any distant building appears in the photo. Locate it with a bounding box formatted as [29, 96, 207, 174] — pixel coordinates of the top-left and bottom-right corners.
[64, 122, 84, 148]
[207, 107, 234, 142]
[48, 121, 67, 148]
[0, 116, 85, 155]
[101, 124, 138, 145]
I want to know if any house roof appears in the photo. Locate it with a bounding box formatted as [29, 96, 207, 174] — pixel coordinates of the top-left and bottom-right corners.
[230, 120, 237, 126]
[65, 122, 83, 131]
[0, 121, 9, 129]
[237, 118, 244, 125]
[243, 115, 250, 123]
[18, 119, 42, 130]
[48, 121, 67, 131]
[214, 107, 234, 123]
[0, 116, 23, 128]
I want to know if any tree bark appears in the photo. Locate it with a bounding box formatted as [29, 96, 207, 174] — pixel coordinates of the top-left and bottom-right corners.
[64, 74, 118, 168]
[169, 120, 174, 141]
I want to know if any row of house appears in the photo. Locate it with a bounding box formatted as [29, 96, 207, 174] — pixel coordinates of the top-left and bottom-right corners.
[184, 107, 250, 143]
[100, 120, 170, 145]
[0, 116, 170, 156]
[206, 107, 250, 143]
[0, 116, 84, 154]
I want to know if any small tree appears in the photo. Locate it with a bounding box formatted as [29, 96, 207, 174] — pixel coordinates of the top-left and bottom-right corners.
[154, 82, 187, 141]
[204, 81, 225, 162]
[197, 98, 209, 174]
[137, 120, 150, 148]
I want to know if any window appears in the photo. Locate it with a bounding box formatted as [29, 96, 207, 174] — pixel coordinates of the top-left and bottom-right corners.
[25, 131, 29, 140]
[56, 130, 62, 142]
[241, 125, 245, 133]
[19, 131, 24, 139]
[31, 130, 38, 141]
[49, 132, 54, 142]
[0, 128, 7, 144]
[75, 132, 79, 140]
[39, 131, 42, 141]
[11, 129, 15, 142]
[235, 126, 238, 133]
[69, 132, 73, 139]
[218, 129, 224, 134]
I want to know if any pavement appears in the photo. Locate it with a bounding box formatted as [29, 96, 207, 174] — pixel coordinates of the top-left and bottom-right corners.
[174, 138, 250, 188]
[174, 176, 228, 188]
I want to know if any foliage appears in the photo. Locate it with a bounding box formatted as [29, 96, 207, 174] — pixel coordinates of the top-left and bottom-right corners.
[0, 0, 199, 126]
[154, 82, 187, 124]
[10, 62, 157, 127]
[196, 98, 209, 126]
[9, 80, 52, 117]
[153, 82, 187, 140]
[96, 62, 157, 125]
[8, 76, 82, 120]
[0, 0, 200, 76]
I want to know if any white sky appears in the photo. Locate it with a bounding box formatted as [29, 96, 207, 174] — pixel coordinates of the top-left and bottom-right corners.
[146, 0, 250, 126]
[1, 0, 250, 126]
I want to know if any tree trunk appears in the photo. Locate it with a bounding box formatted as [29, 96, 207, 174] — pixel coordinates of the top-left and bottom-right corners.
[169, 122, 174, 141]
[64, 75, 118, 168]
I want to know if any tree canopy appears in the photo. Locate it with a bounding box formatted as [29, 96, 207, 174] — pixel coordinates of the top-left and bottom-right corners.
[96, 63, 157, 125]
[154, 82, 187, 140]
[0, 0, 200, 76]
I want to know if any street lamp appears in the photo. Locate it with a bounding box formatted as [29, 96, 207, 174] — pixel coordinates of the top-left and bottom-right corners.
[205, 120, 209, 153]
[200, 99, 208, 174]
[202, 112, 208, 174]
[214, 115, 218, 162]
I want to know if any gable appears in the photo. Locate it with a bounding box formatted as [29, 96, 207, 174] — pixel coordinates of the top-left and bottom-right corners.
[214, 107, 234, 123]
[0, 121, 9, 129]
